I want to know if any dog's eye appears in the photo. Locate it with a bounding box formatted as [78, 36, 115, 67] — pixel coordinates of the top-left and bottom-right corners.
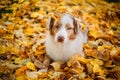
[55, 25, 60, 29]
[55, 22, 61, 29]
[67, 27, 73, 30]
[66, 23, 73, 30]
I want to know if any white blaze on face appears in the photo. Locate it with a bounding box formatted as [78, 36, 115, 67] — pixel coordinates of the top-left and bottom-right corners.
[54, 14, 74, 43]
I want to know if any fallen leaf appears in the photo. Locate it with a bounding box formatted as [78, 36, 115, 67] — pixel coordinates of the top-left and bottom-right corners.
[0, 46, 6, 54]
[23, 27, 36, 36]
[93, 64, 104, 76]
[67, 55, 88, 67]
[16, 76, 26, 80]
[51, 61, 63, 71]
[90, 59, 104, 66]
[0, 29, 7, 34]
[26, 62, 36, 71]
[15, 66, 27, 77]
[30, 12, 39, 18]
[26, 71, 38, 79]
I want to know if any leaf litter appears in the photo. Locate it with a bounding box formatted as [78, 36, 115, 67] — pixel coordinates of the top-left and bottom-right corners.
[0, 0, 120, 80]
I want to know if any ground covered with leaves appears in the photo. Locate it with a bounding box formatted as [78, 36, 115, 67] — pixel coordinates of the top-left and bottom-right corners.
[0, 0, 120, 80]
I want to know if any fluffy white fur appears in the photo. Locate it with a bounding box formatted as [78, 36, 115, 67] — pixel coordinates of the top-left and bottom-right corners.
[45, 14, 88, 61]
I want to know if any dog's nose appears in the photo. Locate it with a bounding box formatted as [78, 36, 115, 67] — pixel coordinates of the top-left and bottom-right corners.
[57, 36, 65, 42]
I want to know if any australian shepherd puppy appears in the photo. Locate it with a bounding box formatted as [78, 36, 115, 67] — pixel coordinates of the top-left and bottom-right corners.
[45, 13, 88, 62]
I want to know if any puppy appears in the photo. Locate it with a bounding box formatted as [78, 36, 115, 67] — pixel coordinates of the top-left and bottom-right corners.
[45, 13, 88, 62]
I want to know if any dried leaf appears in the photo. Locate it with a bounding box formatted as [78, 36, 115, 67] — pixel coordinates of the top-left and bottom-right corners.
[26, 71, 38, 79]
[26, 62, 36, 70]
[86, 63, 93, 74]
[93, 64, 104, 76]
[23, 27, 36, 36]
[30, 12, 39, 18]
[32, 54, 50, 69]
[15, 66, 27, 77]
[16, 76, 26, 80]
[0, 46, 6, 54]
[67, 55, 88, 67]
[110, 47, 119, 56]
[51, 61, 63, 71]
[109, 66, 120, 79]
[90, 59, 104, 66]
[0, 29, 7, 34]
[0, 0, 120, 80]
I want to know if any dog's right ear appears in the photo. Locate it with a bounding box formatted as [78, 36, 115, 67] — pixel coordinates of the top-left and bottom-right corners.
[47, 16, 55, 30]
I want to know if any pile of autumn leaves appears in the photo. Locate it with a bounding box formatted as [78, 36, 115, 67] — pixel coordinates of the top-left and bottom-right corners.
[0, 0, 120, 80]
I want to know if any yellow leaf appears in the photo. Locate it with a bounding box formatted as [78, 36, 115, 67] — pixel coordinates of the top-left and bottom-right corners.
[24, 27, 35, 36]
[3, 34, 14, 40]
[38, 9, 46, 15]
[107, 30, 114, 35]
[35, 50, 45, 56]
[16, 76, 26, 80]
[27, 41, 33, 46]
[30, 12, 39, 18]
[0, 29, 7, 34]
[67, 55, 88, 67]
[51, 61, 63, 71]
[81, 78, 93, 80]
[97, 46, 104, 51]
[38, 26, 44, 32]
[15, 66, 27, 76]
[15, 58, 23, 64]
[93, 64, 104, 76]
[103, 45, 113, 49]
[77, 56, 88, 64]
[6, 25, 14, 30]
[37, 45, 45, 50]
[18, 0, 24, 3]
[86, 63, 93, 74]
[38, 72, 48, 79]
[57, 6, 67, 12]
[89, 26, 104, 39]
[84, 48, 97, 58]
[7, 47, 19, 54]
[110, 47, 119, 56]
[90, 59, 103, 66]
[0, 46, 6, 54]
[26, 62, 36, 71]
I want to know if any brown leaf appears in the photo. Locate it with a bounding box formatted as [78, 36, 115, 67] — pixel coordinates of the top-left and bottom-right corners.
[31, 54, 50, 69]
[51, 61, 63, 71]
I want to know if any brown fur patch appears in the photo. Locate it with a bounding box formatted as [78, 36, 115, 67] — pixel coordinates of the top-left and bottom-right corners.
[50, 21, 61, 36]
[50, 28, 55, 36]
[69, 31, 76, 40]
[49, 17, 55, 30]
[73, 18, 79, 35]
[66, 23, 76, 40]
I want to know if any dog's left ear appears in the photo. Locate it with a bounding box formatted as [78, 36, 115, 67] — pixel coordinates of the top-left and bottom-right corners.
[73, 17, 81, 34]
[73, 17, 88, 34]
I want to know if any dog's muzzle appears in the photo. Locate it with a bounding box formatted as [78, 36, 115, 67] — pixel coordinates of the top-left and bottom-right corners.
[57, 36, 65, 43]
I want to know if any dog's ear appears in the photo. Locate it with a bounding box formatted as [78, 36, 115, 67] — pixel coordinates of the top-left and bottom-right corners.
[73, 17, 88, 34]
[47, 16, 55, 30]
[73, 17, 81, 34]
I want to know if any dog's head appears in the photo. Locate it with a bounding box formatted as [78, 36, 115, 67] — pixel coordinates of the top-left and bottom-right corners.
[47, 13, 86, 43]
